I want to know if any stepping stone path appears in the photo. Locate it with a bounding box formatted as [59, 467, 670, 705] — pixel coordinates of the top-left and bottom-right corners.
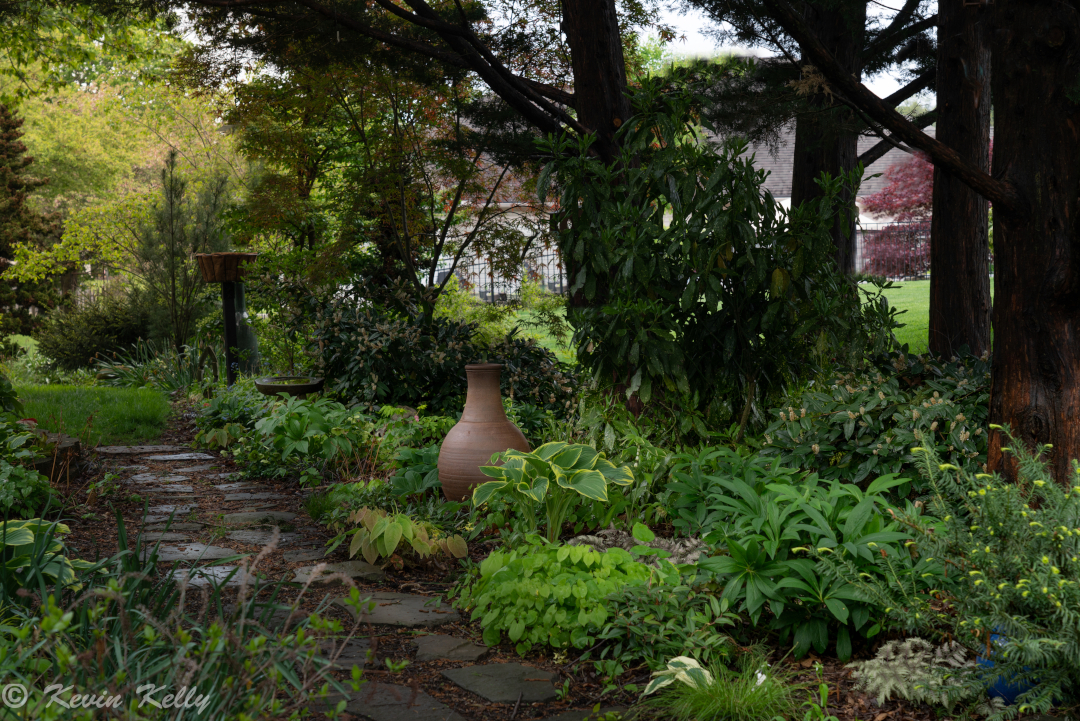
[148, 504, 194, 514]
[173, 464, 216, 473]
[117, 465, 148, 471]
[143, 453, 216, 462]
[442, 663, 558, 703]
[128, 473, 190, 483]
[223, 492, 289, 501]
[293, 560, 384, 585]
[228, 530, 300, 546]
[327, 684, 465, 721]
[413, 635, 490, 662]
[145, 522, 205, 532]
[336, 592, 457, 627]
[144, 485, 194, 493]
[320, 639, 373, 670]
[152, 543, 244, 562]
[283, 549, 326, 563]
[224, 511, 296, 524]
[98, 445, 180, 455]
[215, 482, 267, 491]
[142, 532, 190, 542]
[211, 472, 239, 480]
[170, 566, 253, 588]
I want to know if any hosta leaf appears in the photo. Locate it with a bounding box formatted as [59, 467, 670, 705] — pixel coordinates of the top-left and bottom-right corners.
[562, 469, 608, 501]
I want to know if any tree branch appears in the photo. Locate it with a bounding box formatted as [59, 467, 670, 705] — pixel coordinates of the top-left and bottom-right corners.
[761, 0, 1022, 212]
[858, 109, 937, 167]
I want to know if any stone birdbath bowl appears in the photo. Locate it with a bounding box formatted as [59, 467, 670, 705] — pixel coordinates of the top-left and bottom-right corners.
[254, 375, 325, 400]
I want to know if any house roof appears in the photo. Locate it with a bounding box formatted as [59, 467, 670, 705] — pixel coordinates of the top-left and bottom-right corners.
[738, 126, 937, 199]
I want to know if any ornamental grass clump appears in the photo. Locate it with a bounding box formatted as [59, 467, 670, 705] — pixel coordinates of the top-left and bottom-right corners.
[814, 427, 1080, 718]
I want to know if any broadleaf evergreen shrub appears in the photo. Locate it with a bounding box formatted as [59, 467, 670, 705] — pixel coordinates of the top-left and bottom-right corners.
[34, 290, 152, 370]
[761, 350, 990, 486]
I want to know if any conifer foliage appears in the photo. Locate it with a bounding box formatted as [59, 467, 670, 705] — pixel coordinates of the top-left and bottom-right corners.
[0, 102, 59, 335]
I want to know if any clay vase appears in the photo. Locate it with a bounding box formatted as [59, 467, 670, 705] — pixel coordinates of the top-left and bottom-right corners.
[438, 364, 531, 502]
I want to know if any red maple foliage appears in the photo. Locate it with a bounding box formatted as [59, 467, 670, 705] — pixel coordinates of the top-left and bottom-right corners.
[862, 151, 934, 221]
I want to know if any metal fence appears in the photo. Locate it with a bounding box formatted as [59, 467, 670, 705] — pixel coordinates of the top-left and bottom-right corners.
[855, 221, 931, 280]
[434, 245, 566, 303]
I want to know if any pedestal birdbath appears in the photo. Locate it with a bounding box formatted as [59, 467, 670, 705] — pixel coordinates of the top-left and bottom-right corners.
[195, 252, 258, 387]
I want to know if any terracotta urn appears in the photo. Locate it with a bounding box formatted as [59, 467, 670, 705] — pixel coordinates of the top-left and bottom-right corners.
[438, 364, 531, 502]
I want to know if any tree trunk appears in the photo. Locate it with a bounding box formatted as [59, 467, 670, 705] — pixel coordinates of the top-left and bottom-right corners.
[790, 2, 866, 274]
[986, 0, 1080, 482]
[560, 0, 631, 166]
[927, 1, 992, 358]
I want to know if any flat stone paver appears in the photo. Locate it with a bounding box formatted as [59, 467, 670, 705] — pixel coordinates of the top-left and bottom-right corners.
[128, 473, 190, 483]
[142, 532, 191, 542]
[151, 543, 244, 561]
[328, 684, 466, 721]
[117, 465, 148, 471]
[294, 560, 384, 585]
[144, 485, 194, 493]
[173, 464, 217, 473]
[321, 639, 373, 670]
[228, 530, 300, 546]
[214, 482, 267, 491]
[442, 663, 557, 703]
[283, 549, 326, 563]
[211, 472, 240, 479]
[224, 492, 289, 501]
[224, 511, 296, 524]
[148, 504, 195, 513]
[98, 445, 180, 455]
[413, 635, 490, 662]
[335, 592, 458, 627]
[143, 453, 216, 461]
[170, 566, 253, 588]
[144, 522, 205, 532]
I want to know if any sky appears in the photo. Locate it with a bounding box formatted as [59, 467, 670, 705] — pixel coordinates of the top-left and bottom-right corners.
[656, 3, 918, 100]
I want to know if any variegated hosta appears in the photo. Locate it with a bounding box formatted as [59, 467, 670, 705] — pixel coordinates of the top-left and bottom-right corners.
[346, 507, 468, 569]
[1, 519, 97, 593]
[473, 442, 634, 542]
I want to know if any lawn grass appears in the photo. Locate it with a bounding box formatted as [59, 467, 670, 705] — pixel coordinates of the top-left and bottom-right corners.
[877, 279, 994, 355]
[17, 385, 171, 446]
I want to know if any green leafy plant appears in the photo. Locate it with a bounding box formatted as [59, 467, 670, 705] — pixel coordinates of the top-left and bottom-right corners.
[813, 429, 1080, 718]
[595, 581, 737, 670]
[847, 638, 977, 711]
[638, 651, 800, 721]
[0, 518, 98, 600]
[472, 441, 634, 543]
[389, 445, 441, 500]
[452, 537, 671, 655]
[760, 350, 990, 485]
[342, 507, 467, 568]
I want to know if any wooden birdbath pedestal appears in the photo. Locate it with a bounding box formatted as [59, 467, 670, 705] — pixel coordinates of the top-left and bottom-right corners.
[195, 252, 258, 387]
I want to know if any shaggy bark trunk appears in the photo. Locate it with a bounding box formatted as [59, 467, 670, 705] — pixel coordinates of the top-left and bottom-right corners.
[928, 1, 992, 358]
[560, 0, 631, 166]
[986, 0, 1080, 482]
[790, 2, 866, 274]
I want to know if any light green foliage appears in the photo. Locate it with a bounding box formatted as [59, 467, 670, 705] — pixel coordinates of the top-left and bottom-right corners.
[596, 582, 736, 670]
[452, 538, 669, 655]
[0, 518, 95, 597]
[638, 651, 800, 721]
[343, 506, 467, 568]
[673, 446, 920, 659]
[473, 441, 635, 543]
[542, 77, 898, 429]
[17, 384, 169, 446]
[814, 431, 1080, 717]
[847, 638, 976, 710]
[761, 351, 990, 485]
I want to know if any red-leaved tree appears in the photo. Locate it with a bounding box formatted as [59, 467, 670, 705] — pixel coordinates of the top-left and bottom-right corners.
[862, 152, 933, 221]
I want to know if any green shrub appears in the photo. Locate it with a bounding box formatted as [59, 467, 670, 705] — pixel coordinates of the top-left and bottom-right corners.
[814, 431, 1080, 717]
[452, 537, 674, 655]
[341, 506, 468, 567]
[34, 290, 152, 370]
[760, 351, 990, 486]
[0, 415, 52, 517]
[595, 581, 738, 670]
[311, 301, 576, 417]
[389, 445, 441, 500]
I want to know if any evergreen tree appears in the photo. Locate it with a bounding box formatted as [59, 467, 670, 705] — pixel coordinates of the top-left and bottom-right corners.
[0, 101, 59, 336]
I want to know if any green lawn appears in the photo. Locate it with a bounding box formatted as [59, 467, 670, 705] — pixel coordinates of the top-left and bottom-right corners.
[18, 385, 171, 446]
[878, 279, 994, 355]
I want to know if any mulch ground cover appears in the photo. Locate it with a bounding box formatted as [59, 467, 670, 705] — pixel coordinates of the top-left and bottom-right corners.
[55, 398, 1030, 721]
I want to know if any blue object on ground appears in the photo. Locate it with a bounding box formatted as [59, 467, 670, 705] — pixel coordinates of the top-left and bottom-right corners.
[976, 633, 1035, 704]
